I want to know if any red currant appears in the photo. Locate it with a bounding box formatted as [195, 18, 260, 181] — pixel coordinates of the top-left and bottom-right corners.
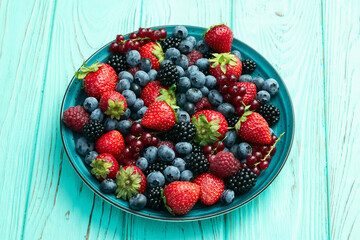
[129, 33, 138, 39]
[146, 28, 154, 37]
[131, 123, 143, 136]
[131, 139, 144, 152]
[265, 155, 272, 162]
[151, 30, 161, 41]
[138, 28, 147, 38]
[149, 136, 159, 146]
[271, 135, 278, 144]
[159, 28, 167, 38]
[212, 141, 225, 152]
[249, 99, 260, 111]
[139, 39, 145, 46]
[217, 75, 227, 86]
[140, 132, 152, 145]
[232, 96, 243, 107]
[109, 42, 119, 52]
[259, 160, 269, 170]
[203, 145, 212, 156]
[132, 152, 141, 160]
[246, 155, 257, 166]
[235, 105, 245, 116]
[270, 147, 276, 156]
[132, 41, 140, 50]
[240, 162, 248, 169]
[125, 40, 134, 50]
[253, 151, 263, 161]
[228, 85, 240, 96]
[239, 86, 247, 96]
[118, 43, 127, 53]
[251, 166, 261, 176]
[223, 93, 232, 103]
[227, 75, 237, 85]
[260, 146, 269, 155]
[219, 85, 229, 93]
[116, 35, 125, 43]
[121, 147, 133, 158]
[125, 134, 136, 144]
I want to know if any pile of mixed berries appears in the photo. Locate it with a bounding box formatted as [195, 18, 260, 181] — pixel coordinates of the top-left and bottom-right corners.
[63, 24, 284, 216]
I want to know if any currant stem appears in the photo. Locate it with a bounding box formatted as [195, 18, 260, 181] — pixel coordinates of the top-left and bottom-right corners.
[254, 132, 285, 166]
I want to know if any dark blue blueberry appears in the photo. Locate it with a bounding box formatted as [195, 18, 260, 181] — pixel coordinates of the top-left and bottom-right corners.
[239, 74, 252, 82]
[137, 106, 148, 118]
[189, 71, 206, 88]
[132, 98, 144, 112]
[200, 86, 209, 97]
[148, 69, 157, 81]
[180, 170, 194, 182]
[122, 90, 136, 106]
[176, 93, 186, 107]
[177, 110, 190, 122]
[217, 103, 235, 117]
[126, 50, 141, 67]
[230, 145, 240, 159]
[160, 59, 172, 67]
[83, 97, 98, 112]
[220, 189, 235, 205]
[129, 194, 147, 210]
[251, 76, 264, 91]
[165, 47, 181, 62]
[195, 58, 210, 71]
[130, 83, 142, 97]
[231, 50, 242, 60]
[196, 40, 209, 54]
[134, 70, 150, 87]
[76, 137, 94, 156]
[158, 145, 175, 162]
[100, 179, 117, 194]
[262, 78, 279, 96]
[104, 118, 118, 132]
[163, 166, 181, 182]
[84, 151, 98, 165]
[173, 26, 188, 39]
[183, 102, 196, 115]
[223, 147, 230, 152]
[90, 108, 104, 122]
[185, 65, 199, 77]
[175, 142, 192, 155]
[256, 90, 271, 104]
[238, 142, 252, 159]
[118, 71, 134, 83]
[223, 130, 237, 148]
[179, 40, 194, 54]
[136, 157, 148, 171]
[186, 36, 196, 46]
[205, 75, 217, 89]
[120, 108, 131, 120]
[172, 158, 186, 172]
[208, 90, 223, 107]
[139, 58, 152, 72]
[116, 79, 131, 93]
[176, 66, 185, 77]
[186, 88, 202, 103]
[117, 120, 132, 135]
[147, 171, 165, 188]
[143, 146, 158, 163]
[131, 111, 140, 120]
[177, 76, 191, 93]
[175, 54, 189, 70]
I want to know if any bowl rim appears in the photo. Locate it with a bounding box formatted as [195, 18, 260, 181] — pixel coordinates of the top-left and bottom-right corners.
[60, 25, 295, 221]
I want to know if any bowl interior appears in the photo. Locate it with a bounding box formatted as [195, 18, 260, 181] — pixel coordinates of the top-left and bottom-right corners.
[60, 25, 294, 221]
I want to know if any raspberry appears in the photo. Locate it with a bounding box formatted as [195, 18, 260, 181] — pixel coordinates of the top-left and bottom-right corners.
[187, 50, 203, 66]
[195, 97, 212, 111]
[128, 67, 140, 76]
[209, 151, 241, 178]
[63, 106, 90, 132]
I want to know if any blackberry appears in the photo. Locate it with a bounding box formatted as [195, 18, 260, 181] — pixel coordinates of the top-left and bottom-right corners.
[145, 186, 164, 210]
[257, 104, 280, 126]
[191, 143, 202, 154]
[144, 161, 169, 176]
[107, 53, 127, 74]
[242, 59, 256, 74]
[157, 62, 179, 87]
[185, 150, 209, 175]
[226, 114, 240, 128]
[160, 37, 182, 52]
[225, 168, 257, 194]
[200, 69, 209, 76]
[203, 49, 217, 59]
[82, 120, 104, 142]
[167, 122, 196, 143]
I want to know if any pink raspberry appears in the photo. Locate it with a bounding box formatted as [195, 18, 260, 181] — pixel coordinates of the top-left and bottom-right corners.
[210, 151, 241, 178]
[195, 97, 212, 111]
[187, 50, 203, 66]
[62, 106, 90, 132]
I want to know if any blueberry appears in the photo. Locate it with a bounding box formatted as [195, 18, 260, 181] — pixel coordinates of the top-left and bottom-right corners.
[239, 74, 252, 82]
[84, 151, 98, 165]
[136, 157, 148, 171]
[180, 170, 194, 182]
[176, 66, 185, 77]
[139, 58, 152, 72]
[183, 102, 196, 115]
[120, 108, 131, 120]
[177, 110, 190, 122]
[132, 99, 144, 112]
[217, 103, 235, 117]
[122, 90, 136, 107]
[172, 158, 186, 172]
[160, 59, 172, 68]
[175, 54, 189, 70]
[130, 83, 142, 98]
[256, 90, 271, 104]
[116, 79, 131, 93]
[104, 118, 118, 132]
[76, 137, 94, 156]
[186, 65, 199, 77]
[143, 146, 158, 163]
[134, 70, 150, 87]
[100, 179, 117, 194]
[131, 111, 139, 120]
[165, 48, 181, 62]
[148, 69, 157, 81]
[163, 166, 181, 182]
[200, 86, 209, 97]
[196, 40, 209, 54]
[90, 108, 104, 122]
[251, 76, 264, 91]
[119, 71, 134, 83]
[262, 78, 279, 96]
[186, 36, 196, 46]
[238, 142, 252, 159]
[208, 90, 223, 107]
[230, 145, 240, 159]
[179, 40, 194, 54]
[231, 50, 242, 60]
[158, 145, 175, 162]
[189, 71, 206, 88]
[175, 142, 192, 155]
[177, 77, 191, 93]
[129, 194, 147, 210]
[126, 50, 141, 67]
[173, 26, 188, 39]
[176, 93, 186, 107]
[223, 147, 230, 152]
[205, 75, 217, 89]
[269, 128, 274, 136]
[220, 189, 235, 205]
[83, 97, 98, 112]
[117, 120, 132, 135]
[195, 58, 210, 71]
[147, 171, 165, 188]
[137, 106, 148, 118]
[223, 130, 237, 148]
[186, 88, 203, 103]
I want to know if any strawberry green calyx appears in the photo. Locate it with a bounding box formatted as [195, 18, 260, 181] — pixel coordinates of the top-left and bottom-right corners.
[201, 23, 226, 37]
[75, 61, 101, 79]
[209, 53, 238, 74]
[115, 167, 142, 200]
[90, 158, 113, 180]
[105, 99, 126, 120]
[234, 104, 252, 132]
[161, 188, 175, 216]
[152, 43, 165, 63]
[155, 84, 178, 111]
[192, 114, 221, 146]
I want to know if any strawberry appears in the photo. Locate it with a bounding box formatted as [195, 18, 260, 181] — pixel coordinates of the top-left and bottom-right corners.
[99, 91, 127, 120]
[115, 165, 147, 200]
[62, 106, 90, 132]
[95, 130, 125, 160]
[193, 173, 225, 205]
[140, 81, 168, 107]
[209, 53, 242, 80]
[192, 110, 228, 146]
[139, 42, 165, 70]
[90, 153, 119, 181]
[237, 82, 257, 105]
[75, 62, 117, 99]
[163, 181, 200, 215]
[203, 24, 233, 53]
[187, 50, 203, 66]
[209, 151, 241, 178]
[141, 101, 176, 131]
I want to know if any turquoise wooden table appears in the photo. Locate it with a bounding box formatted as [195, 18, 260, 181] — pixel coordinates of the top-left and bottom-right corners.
[1, 0, 359, 239]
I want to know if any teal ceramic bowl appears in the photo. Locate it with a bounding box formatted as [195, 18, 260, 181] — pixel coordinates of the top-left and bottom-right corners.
[60, 25, 294, 221]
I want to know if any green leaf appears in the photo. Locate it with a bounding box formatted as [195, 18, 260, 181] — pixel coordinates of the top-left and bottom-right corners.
[162, 188, 175, 216]
[235, 120, 241, 132]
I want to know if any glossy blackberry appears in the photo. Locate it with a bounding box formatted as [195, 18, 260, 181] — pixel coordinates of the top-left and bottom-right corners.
[257, 104, 280, 126]
[203, 49, 217, 59]
[157, 62, 179, 87]
[107, 53, 127, 74]
[160, 37, 181, 52]
[185, 151, 209, 175]
[146, 186, 164, 210]
[225, 168, 257, 194]
[168, 122, 196, 143]
[191, 143, 202, 154]
[82, 120, 104, 142]
[226, 114, 240, 128]
[242, 59, 256, 74]
[144, 161, 169, 176]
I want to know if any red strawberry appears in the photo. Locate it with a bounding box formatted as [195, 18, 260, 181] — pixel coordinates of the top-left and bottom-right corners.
[62, 106, 90, 132]
[193, 173, 225, 205]
[95, 130, 125, 160]
[187, 50, 203, 66]
[75, 62, 117, 99]
[195, 97, 212, 111]
[192, 110, 228, 146]
[141, 101, 176, 131]
[139, 42, 165, 70]
[209, 53, 242, 79]
[163, 181, 200, 215]
[209, 151, 241, 178]
[235, 111, 271, 144]
[99, 91, 127, 120]
[128, 67, 140, 76]
[90, 153, 119, 181]
[203, 24, 233, 53]
[237, 82, 256, 105]
[140, 81, 168, 107]
[115, 165, 147, 200]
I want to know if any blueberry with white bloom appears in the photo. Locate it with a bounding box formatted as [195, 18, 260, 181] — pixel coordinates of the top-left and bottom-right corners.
[163, 166, 181, 182]
[100, 179, 117, 194]
[143, 146, 158, 163]
[183, 102, 196, 116]
[195, 58, 210, 71]
[104, 118, 118, 132]
[117, 120, 132, 135]
[238, 142, 252, 159]
[239, 74, 252, 82]
[262, 78, 279, 96]
[189, 71, 206, 88]
[147, 171, 165, 188]
[256, 90, 271, 104]
[76, 137, 94, 156]
[118, 71, 134, 82]
[136, 157, 148, 171]
[176, 93, 186, 107]
[131, 111, 139, 120]
[200, 86, 209, 97]
[172, 158, 186, 172]
[205, 75, 217, 89]
[217, 103, 235, 118]
[158, 145, 175, 162]
[175, 142, 192, 155]
[230, 145, 240, 159]
[165, 48, 181, 62]
[120, 108, 131, 120]
[196, 40, 209, 54]
[90, 108, 104, 122]
[186, 36, 196, 46]
[83, 97, 98, 112]
[129, 194, 147, 210]
[137, 106, 148, 118]
[177, 110, 190, 122]
[208, 89, 223, 107]
[231, 50, 242, 60]
[175, 54, 189, 70]
[185, 65, 199, 77]
[173, 26, 188, 39]
[177, 76, 191, 93]
[180, 170, 194, 182]
[251, 76, 264, 90]
[186, 88, 202, 103]
[122, 90, 136, 107]
[132, 98, 144, 112]
[176, 65, 185, 77]
[223, 131, 237, 148]
[179, 40, 193, 54]
[134, 70, 150, 87]
[148, 69, 157, 81]
[126, 50, 141, 67]
[116, 79, 131, 93]
[220, 189, 235, 205]
[84, 151, 98, 165]
[139, 58, 152, 72]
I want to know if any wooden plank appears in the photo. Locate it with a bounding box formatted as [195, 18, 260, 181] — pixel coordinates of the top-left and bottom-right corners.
[322, 0, 360, 239]
[0, 0, 56, 239]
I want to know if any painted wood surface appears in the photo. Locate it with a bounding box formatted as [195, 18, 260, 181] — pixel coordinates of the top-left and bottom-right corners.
[0, 0, 358, 239]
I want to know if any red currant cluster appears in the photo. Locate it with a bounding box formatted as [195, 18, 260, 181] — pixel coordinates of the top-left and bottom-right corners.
[203, 140, 226, 158]
[109, 27, 167, 53]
